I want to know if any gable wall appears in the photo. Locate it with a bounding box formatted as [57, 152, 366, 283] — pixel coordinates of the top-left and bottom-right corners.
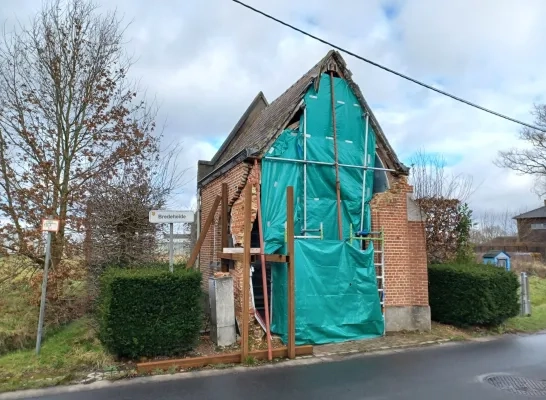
[198, 69, 428, 333]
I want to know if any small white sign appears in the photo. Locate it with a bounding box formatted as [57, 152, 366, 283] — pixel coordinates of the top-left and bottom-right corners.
[41, 219, 60, 232]
[149, 210, 194, 224]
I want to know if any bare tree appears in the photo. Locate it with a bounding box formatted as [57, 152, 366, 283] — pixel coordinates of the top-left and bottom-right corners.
[409, 149, 475, 202]
[85, 144, 185, 293]
[496, 104, 546, 195]
[0, 0, 158, 267]
[470, 209, 519, 244]
[409, 150, 476, 263]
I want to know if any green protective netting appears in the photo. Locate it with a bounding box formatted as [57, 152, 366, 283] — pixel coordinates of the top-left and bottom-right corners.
[271, 240, 384, 345]
[261, 73, 383, 344]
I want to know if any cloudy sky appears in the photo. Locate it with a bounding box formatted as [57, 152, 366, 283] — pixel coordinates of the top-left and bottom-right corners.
[2, 0, 545, 217]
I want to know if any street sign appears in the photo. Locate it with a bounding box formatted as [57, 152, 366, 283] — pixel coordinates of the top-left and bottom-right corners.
[149, 210, 194, 224]
[41, 219, 60, 232]
[149, 210, 194, 273]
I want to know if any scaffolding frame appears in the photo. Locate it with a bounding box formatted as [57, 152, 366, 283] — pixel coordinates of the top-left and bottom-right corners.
[300, 105, 325, 239]
[263, 91, 389, 336]
[349, 224, 386, 336]
[265, 109, 394, 240]
[360, 113, 370, 231]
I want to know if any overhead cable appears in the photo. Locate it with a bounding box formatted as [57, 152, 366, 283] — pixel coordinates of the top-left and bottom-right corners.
[232, 0, 544, 132]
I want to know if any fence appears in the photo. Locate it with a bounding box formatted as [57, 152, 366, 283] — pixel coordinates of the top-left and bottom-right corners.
[474, 244, 546, 259]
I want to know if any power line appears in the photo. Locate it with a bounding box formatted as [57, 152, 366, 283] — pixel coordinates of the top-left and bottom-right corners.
[232, 0, 545, 133]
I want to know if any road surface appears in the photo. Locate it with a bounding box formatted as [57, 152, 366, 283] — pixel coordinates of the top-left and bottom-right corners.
[15, 333, 546, 399]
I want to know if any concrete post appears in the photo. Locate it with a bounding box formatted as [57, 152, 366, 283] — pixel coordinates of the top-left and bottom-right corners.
[520, 272, 531, 316]
[209, 276, 236, 347]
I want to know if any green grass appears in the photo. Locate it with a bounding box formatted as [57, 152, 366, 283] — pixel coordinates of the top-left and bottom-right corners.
[0, 285, 39, 355]
[503, 277, 546, 333]
[0, 317, 113, 393]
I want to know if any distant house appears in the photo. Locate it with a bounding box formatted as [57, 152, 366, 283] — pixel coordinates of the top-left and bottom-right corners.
[482, 250, 511, 271]
[514, 201, 546, 242]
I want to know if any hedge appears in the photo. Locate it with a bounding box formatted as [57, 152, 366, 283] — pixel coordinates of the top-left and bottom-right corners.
[98, 267, 202, 358]
[428, 263, 519, 327]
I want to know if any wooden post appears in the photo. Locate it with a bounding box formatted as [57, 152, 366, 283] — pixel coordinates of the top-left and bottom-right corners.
[330, 71, 343, 240]
[241, 184, 252, 362]
[187, 195, 221, 268]
[221, 183, 229, 272]
[286, 186, 296, 359]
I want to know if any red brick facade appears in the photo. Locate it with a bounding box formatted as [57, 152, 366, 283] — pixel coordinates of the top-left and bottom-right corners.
[198, 162, 260, 323]
[198, 163, 429, 327]
[370, 176, 429, 307]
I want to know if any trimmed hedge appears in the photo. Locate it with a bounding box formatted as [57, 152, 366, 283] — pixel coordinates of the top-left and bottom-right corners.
[428, 263, 519, 327]
[98, 267, 202, 358]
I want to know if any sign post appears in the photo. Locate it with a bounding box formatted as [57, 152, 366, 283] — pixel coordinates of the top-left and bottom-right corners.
[149, 210, 194, 272]
[36, 219, 60, 355]
[169, 222, 174, 272]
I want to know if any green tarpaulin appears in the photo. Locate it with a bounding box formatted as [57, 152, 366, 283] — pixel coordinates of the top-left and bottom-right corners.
[261, 73, 384, 344]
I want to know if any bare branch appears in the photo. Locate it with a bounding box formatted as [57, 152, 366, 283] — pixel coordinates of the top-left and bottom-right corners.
[409, 149, 475, 202]
[0, 0, 161, 268]
[496, 103, 546, 196]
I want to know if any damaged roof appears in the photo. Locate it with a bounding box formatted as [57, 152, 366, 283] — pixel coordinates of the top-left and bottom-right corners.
[198, 50, 408, 186]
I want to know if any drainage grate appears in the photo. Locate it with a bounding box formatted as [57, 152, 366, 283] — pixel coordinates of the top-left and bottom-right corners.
[485, 375, 546, 397]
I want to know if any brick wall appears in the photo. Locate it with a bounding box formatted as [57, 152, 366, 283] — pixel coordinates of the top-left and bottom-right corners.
[371, 176, 429, 307]
[198, 162, 251, 288]
[199, 162, 429, 326]
[229, 165, 259, 323]
[198, 161, 260, 323]
[408, 220, 429, 306]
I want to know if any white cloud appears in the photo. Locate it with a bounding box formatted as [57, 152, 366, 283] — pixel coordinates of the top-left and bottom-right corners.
[1, 0, 545, 216]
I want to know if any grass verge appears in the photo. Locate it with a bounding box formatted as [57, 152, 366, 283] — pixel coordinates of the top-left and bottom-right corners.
[0, 317, 113, 393]
[503, 276, 546, 333]
[0, 285, 39, 355]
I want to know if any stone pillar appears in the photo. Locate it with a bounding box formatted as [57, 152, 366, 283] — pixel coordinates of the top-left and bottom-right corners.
[209, 276, 236, 346]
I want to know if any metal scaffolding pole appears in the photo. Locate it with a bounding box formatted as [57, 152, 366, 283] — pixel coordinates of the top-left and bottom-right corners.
[263, 156, 394, 172]
[360, 113, 370, 231]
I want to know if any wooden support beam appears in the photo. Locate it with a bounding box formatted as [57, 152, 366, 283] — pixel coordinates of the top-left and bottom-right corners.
[222, 247, 261, 254]
[286, 186, 296, 359]
[221, 183, 229, 272]
[218, 252, 288, 263]
[241, 184, 252, 362]
[136, 345, 314, 372]
[330, 71, 343, 240]
[187, 195, 221, 268]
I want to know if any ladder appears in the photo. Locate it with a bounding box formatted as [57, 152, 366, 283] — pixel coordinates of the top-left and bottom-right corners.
[349, 225, 386, 335]
[373, 229, 386, 325]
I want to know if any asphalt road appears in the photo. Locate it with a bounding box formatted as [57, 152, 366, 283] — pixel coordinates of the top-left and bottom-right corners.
[18, 333, 546, 399]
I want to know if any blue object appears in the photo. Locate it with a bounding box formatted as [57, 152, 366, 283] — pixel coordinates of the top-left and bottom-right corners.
[482, 250, 511, 271]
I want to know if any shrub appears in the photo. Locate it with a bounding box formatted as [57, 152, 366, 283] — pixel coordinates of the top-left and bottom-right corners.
[98, 267, 201, 358]
[428, 263, 519, 327]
